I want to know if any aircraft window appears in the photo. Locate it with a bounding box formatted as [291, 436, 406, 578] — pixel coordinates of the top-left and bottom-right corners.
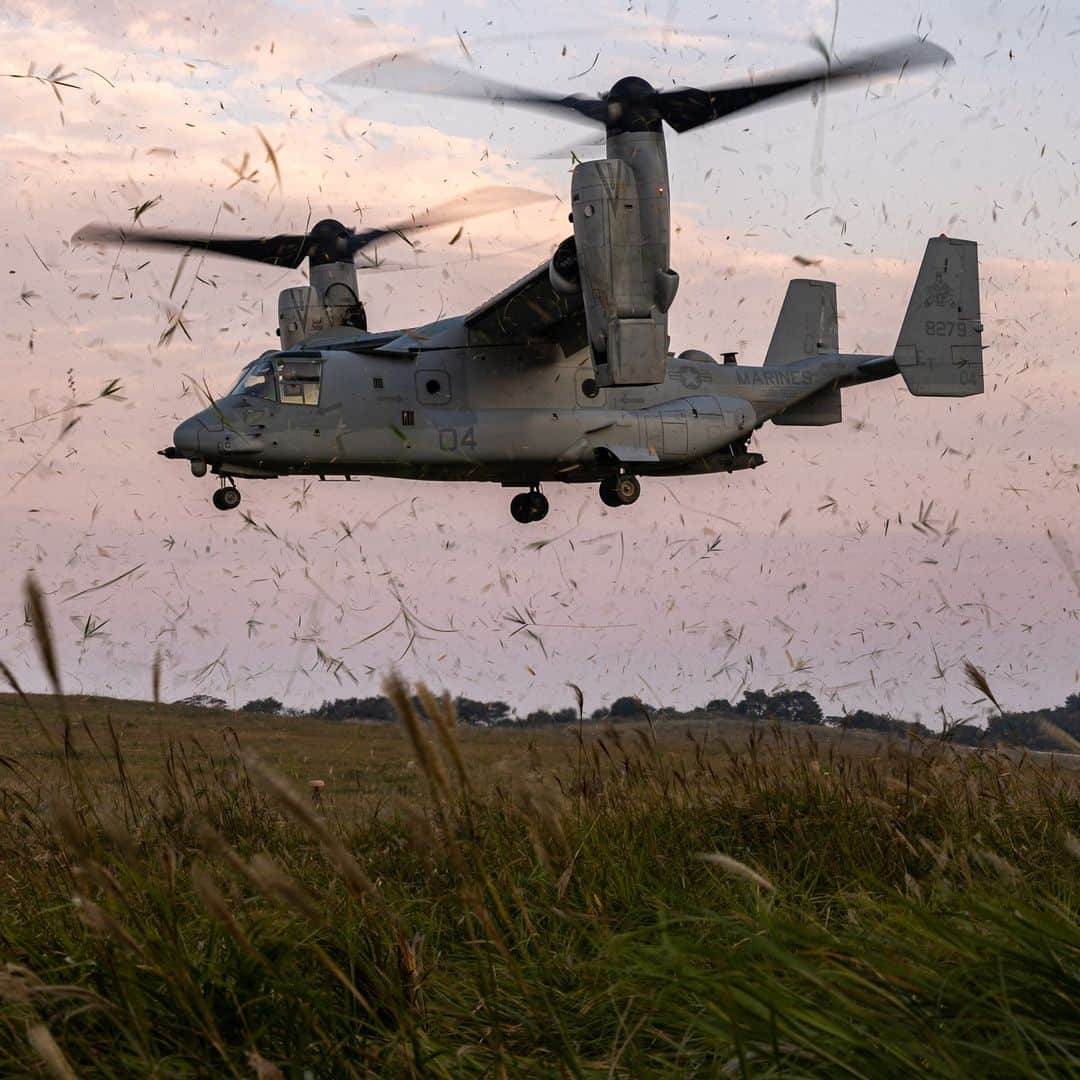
[229, 358, 277, 400]
[277, 359, 322, 406]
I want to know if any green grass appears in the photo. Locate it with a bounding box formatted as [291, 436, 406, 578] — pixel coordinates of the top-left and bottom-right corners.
[1, 680, 1078, 1077]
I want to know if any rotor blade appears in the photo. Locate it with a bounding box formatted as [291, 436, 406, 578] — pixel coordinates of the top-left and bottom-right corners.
[347, 186, 553, 254]
[356, 235, 557, 273]
[74, 187, 550, 269]
[533, 137, 606, 160]
[72, 224, 315, 268]
[330, 51, 607, 125]
[657, 37, 952, 133]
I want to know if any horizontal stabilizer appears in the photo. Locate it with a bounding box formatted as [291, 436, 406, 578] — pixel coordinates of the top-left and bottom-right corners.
[765, 279, 838, 366]
[895, 237, 983, 396]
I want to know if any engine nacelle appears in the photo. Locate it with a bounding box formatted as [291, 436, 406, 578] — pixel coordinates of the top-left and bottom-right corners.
[570, 158, 677, 386]
[278, 287, 323, 349]
[277, 260, 366, 348]
[548, 236, 581, 296]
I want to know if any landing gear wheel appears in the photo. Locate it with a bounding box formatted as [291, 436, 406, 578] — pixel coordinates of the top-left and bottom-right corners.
[510, 492, 534, 523]
[614, 474, 640, 505]
[599, 480, 622, 508]
[510, 490, 549, 523]
[213, 486, 241, 511]
[600, 474, 640, 507]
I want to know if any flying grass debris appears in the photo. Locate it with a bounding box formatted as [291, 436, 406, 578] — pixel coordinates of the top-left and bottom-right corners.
[3, 62, 80, 102]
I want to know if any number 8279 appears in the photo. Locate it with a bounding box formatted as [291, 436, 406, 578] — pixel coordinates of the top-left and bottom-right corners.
[924, 320, 970, 337]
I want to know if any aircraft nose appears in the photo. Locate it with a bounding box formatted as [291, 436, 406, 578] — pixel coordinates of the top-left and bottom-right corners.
[172, 416, 204, 456]
[176, 409, 224, 451]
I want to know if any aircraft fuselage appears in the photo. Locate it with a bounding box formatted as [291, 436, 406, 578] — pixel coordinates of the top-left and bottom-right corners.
[168, 323, 892, 489]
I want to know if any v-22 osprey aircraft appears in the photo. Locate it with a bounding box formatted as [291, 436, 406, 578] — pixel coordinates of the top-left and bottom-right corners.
[77, 36, 983, 523]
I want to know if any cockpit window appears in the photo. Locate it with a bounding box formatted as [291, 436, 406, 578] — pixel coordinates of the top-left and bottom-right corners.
[276, 359, 322, 406]
[228, 358, 277, 401]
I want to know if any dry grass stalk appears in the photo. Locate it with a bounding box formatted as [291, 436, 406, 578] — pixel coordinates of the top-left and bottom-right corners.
[696, 852, 776, 892]
[420, 685, 472, 798]
[247, 1049, 285, 1080]
[1036, 717, 1080, 753]
[151, 649, 162, 706]
[191, 862, 257, 956]
[385, 674, 452, 808]
[0, 964, 41, 1007]
[26, 1023, 77, 1080]
[247, 853, 324, 924]
[963, 658, 1002, 713]
[25, 577, 63, 698]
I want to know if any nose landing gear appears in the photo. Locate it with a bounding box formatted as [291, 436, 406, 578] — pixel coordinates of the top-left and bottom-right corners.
[599, 473, 640, 508]
[510, 485, 549, 523]
[212, 480, 241, 511]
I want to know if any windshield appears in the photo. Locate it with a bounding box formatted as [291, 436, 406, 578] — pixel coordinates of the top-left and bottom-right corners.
[227, 358, 277, 401]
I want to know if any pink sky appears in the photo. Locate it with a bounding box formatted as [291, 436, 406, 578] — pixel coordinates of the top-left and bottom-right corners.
[2, 0, 1078, 723]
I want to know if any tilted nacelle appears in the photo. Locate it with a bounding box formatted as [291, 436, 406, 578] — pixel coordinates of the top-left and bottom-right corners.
[553, 158, 678, 387]
[278, 261, 367, 349]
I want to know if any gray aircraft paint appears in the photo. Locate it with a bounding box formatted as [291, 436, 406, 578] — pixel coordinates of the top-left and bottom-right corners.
[173, 231, 981, 492]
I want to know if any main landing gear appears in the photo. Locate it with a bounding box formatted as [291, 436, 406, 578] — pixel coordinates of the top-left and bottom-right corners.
[504, 473, 641, 522]
[212, 480, 241, 511]
[599, 473, 640, 508]
[510, 485, 549, 523]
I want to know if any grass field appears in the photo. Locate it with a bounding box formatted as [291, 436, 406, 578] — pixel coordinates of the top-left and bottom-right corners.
[1, 683, 1079, 1077]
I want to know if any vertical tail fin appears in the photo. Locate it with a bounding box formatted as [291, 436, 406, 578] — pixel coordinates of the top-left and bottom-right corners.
[895, 237, 983, 396]
[765, 279, 838, 366]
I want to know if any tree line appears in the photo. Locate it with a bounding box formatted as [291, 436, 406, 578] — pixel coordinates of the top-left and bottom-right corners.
[176, 688, 1080, 752]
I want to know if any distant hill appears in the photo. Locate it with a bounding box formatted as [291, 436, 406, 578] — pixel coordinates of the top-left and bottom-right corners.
[5, 685, 1078, 754]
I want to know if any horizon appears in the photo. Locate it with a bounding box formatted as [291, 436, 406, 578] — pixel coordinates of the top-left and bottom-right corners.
[6, 666, 1061, 729]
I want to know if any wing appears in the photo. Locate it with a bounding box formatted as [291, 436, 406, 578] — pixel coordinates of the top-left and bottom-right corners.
[465, 257, 587, 356]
